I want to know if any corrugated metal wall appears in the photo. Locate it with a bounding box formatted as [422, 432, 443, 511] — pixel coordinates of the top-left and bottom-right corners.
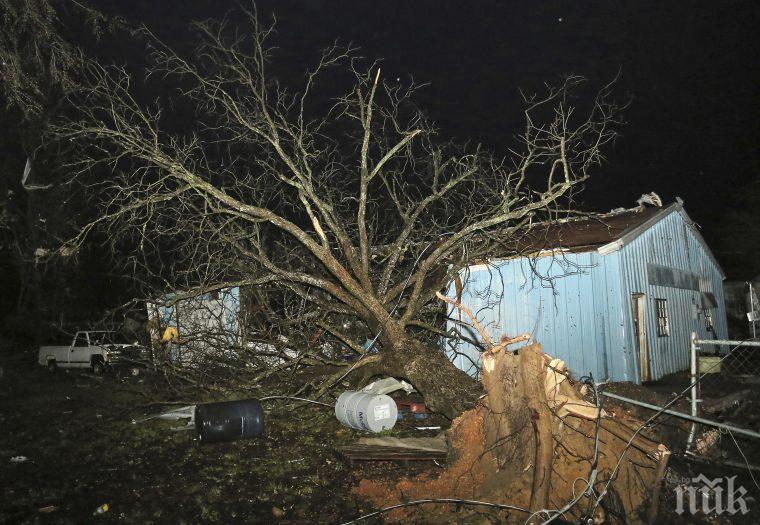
[148, 287, 241, 358]
[445, 250, 629, 381]
[618, 209, 728, 381]
[445, 207, 727, 384]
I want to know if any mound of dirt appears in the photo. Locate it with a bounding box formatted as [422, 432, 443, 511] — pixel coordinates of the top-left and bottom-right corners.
[356, 344, 668, 524]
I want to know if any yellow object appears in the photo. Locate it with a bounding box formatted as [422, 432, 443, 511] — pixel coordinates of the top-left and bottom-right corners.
[700, 356, 722, 374]
[162, 326, 179, 343]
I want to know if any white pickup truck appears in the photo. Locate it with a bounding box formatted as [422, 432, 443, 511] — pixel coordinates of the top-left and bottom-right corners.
[38, 331, 145, 375]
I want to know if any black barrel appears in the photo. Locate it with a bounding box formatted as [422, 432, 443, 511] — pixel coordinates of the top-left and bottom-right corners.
[194, 398, 264, 443]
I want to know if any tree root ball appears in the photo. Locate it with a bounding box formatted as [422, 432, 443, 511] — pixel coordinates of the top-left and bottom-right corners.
[355, 344, 663, 524]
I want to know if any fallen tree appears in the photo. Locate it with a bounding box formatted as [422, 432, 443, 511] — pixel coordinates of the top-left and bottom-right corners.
[23, 4, 621, 417]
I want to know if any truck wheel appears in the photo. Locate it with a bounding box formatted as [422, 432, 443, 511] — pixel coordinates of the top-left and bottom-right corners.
[92, 361, 105, 375]
[47, 360, 57, 373]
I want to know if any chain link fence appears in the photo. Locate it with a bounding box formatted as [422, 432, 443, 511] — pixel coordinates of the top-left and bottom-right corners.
[689, 336, 760, 477]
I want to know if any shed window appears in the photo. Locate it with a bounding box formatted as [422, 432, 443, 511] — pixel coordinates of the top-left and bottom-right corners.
[655, 299, 669, 337]
[701, 292, 717, 309]
[705, 308, 714, 331]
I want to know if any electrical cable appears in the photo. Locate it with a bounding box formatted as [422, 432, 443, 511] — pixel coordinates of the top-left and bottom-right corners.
[259, 395, 333, 408]
[727, 429, 760, 493]
[339, 498, 531, 525]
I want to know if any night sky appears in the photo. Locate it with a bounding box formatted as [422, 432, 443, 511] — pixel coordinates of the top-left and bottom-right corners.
[101, 0, 757, 253]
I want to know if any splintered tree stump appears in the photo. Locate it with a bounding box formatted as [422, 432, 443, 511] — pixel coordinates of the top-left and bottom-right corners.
[521, 345, 554, 514]
[483, 344, 553, 514]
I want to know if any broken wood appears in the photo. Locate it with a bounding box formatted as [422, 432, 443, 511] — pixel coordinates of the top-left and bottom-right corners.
[521, 344, 554, 515]
[436, 291, 529, 353]
[544, 357, 607, 420]
[647, 444, 672, 525]
[357, 435, 447, 453]
[337, 444, 447, 466]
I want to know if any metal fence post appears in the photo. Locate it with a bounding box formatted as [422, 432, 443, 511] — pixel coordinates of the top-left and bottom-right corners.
[751, 281, 757, 338]
[686, 331, 699, 450]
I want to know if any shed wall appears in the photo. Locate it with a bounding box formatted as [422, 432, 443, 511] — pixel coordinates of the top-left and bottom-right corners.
[618, 210, 728, 381]
[445, 208, 727, 384]
[147, 287, 241, 362]
[445, 251, 628, 381]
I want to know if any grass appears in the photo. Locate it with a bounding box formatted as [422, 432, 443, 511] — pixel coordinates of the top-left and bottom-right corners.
[0, 348, 387, 524]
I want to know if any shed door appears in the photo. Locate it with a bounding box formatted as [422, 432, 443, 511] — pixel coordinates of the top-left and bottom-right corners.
[632, 294, 650, 382]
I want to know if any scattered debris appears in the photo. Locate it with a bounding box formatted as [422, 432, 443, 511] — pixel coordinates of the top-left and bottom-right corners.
[636, 191, 662, 208]
[9, 455, 28, 463]
[38, 505, 58, 514]
[360, 377, 414, 396]
[694, 428, 721, 456]
[271, 506, 285, 519]
[132, 404, 195, 430]
[338, 434, 448, 467]
[93, 503, 109, 516]
[135, 398, 289, 441]
[395, 398, 429, 421]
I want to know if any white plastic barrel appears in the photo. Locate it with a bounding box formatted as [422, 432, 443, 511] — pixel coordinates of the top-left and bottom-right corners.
[335, 391, 398, 433]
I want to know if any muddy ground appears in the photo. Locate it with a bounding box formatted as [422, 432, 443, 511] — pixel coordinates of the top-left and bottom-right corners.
[0, 346, 446, 524]
[2, 343, 759, 524]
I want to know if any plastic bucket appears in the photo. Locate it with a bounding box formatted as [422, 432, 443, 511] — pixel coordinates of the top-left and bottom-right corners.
[195, 398, 264, 443]
[335, 391, 398, 433]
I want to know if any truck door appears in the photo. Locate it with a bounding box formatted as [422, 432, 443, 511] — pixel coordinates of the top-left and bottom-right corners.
[69, 332, 91, 368]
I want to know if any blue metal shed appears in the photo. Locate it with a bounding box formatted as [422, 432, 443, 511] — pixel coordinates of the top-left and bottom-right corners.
[445, 202, 727, 383]
[147, 287, 242, 357]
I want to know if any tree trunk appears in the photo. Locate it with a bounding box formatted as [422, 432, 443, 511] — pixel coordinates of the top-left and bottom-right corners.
[519, 344, 553, 514]
[384, 335, 482, 419]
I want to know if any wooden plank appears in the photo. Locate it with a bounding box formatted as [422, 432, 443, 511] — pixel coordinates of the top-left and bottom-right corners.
[337, 445, 447, 464]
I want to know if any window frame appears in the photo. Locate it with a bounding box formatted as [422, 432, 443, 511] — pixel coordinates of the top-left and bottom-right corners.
[73, 332, 90, 347]
[704, 308, 714, 331]
[655, 298, 670, 337]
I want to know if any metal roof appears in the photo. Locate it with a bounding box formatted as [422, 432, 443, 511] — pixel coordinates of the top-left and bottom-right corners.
[507, 205, 666, 253]
[501, 202, 725, 278]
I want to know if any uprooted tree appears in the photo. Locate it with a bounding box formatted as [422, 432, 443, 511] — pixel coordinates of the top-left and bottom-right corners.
[32, 8, 621, 417]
